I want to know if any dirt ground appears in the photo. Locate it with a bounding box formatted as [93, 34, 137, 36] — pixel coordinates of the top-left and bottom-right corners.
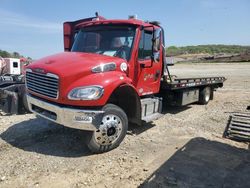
[0, 63, 250, 188]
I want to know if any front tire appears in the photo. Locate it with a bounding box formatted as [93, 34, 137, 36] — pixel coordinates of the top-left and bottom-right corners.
[87, 104, 128, 153]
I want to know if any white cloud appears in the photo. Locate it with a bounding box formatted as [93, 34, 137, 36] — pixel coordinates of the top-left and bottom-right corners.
[0, 9, 61, 33]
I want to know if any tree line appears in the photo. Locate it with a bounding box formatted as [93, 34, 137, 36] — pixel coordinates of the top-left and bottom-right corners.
[2, 45, 250, 59]
[166, 45, 250, 56]
[0, 49, 32, 60]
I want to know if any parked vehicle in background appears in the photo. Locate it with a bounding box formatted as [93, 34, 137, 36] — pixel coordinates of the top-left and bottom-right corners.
[0, 57, 31, 114]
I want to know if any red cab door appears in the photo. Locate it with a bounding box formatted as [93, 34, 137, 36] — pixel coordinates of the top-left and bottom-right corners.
[135, 29, 162, 96]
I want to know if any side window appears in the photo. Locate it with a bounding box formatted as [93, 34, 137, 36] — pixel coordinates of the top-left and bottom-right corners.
[13, 62, 18, 68]
[138, 30, 153, 60]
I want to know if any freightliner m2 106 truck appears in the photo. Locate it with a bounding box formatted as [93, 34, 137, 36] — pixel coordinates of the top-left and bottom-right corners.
[25, 15, 225, 153]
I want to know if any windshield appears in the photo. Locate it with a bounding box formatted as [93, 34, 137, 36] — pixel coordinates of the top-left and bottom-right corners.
[71, 25, 136, 61]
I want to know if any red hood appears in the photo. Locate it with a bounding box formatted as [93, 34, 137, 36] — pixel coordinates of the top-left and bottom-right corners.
[26, 52, 132, 106]
[27, 52, 125, 78]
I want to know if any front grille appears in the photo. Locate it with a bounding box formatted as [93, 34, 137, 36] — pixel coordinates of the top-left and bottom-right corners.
[26, 71, 59, 99]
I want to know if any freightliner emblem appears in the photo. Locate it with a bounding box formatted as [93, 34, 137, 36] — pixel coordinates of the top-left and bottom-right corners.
[34, 68, 45, 73]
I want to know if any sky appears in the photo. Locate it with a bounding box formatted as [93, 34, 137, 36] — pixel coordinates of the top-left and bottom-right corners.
[0, 0, 250, 59]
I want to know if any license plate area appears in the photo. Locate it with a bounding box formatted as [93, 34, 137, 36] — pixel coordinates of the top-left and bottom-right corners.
[74, 114, 93, 123]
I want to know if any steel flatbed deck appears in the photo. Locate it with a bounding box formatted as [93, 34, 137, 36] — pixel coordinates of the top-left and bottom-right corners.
[161, 76, 226, 90]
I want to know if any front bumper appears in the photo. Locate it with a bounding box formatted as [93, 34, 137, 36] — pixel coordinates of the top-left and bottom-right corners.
[26, 94, 104, 131]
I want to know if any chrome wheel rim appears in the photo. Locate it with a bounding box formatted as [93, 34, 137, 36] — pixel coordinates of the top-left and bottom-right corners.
[95, 114, 123, 145]
[205, 88, 210, 102]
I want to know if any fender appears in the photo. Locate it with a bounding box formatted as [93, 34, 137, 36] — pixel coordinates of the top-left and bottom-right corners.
[59, 71, 135, 107]
[109, 83, 142, 125]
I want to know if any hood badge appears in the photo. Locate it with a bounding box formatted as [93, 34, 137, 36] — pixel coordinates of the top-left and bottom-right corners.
[34, 68, 45, 74]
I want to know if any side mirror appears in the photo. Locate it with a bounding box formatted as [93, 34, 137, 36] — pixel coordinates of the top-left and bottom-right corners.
[152, 28, 161, 62]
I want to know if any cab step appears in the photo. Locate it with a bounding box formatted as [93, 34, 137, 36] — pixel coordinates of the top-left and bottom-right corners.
[141, 97, 163, 122]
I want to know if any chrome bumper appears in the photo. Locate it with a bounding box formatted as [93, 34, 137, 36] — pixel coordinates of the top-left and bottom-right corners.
[26, 95, 104, 131]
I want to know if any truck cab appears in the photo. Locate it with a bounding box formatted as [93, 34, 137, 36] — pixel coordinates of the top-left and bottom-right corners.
[25, 15, 225, 153]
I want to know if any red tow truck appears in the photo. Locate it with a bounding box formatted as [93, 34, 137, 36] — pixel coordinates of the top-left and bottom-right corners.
[25, 15, 225, 153]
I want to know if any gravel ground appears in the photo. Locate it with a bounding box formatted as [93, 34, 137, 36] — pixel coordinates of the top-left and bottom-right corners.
[0, 63, 250, 188]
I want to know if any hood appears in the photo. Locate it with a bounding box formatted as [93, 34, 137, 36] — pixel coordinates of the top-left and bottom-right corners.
[28, 52, 126, 79]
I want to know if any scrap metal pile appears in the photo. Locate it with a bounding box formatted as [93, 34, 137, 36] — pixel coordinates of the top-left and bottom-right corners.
[224, 108, 250, 142]
[0, 56, 30, 114]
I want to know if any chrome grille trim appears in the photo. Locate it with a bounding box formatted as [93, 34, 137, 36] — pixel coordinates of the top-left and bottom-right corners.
[25, 79, 58, 88]
[26, 71, 59, 99]
[26, 73, 58, 82]
[27, 82, 57, 93]
[26, 76, 58, 85]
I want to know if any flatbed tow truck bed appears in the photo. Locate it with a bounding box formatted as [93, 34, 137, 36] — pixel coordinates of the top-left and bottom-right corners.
[158, 75, 226, 107]
[161, 76, 226, 90]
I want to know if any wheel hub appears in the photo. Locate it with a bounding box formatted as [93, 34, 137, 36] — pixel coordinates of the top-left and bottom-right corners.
[107, 127, 116, 136]
[95, 114, 123, 145]
[205, 88, 210, 102]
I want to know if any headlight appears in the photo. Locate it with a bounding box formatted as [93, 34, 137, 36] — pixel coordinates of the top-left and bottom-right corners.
[68, 86, 104, 100]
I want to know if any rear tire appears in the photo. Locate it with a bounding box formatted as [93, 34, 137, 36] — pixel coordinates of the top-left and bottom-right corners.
[87, 104, 128, 153]
[199, 87, 211, 105]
